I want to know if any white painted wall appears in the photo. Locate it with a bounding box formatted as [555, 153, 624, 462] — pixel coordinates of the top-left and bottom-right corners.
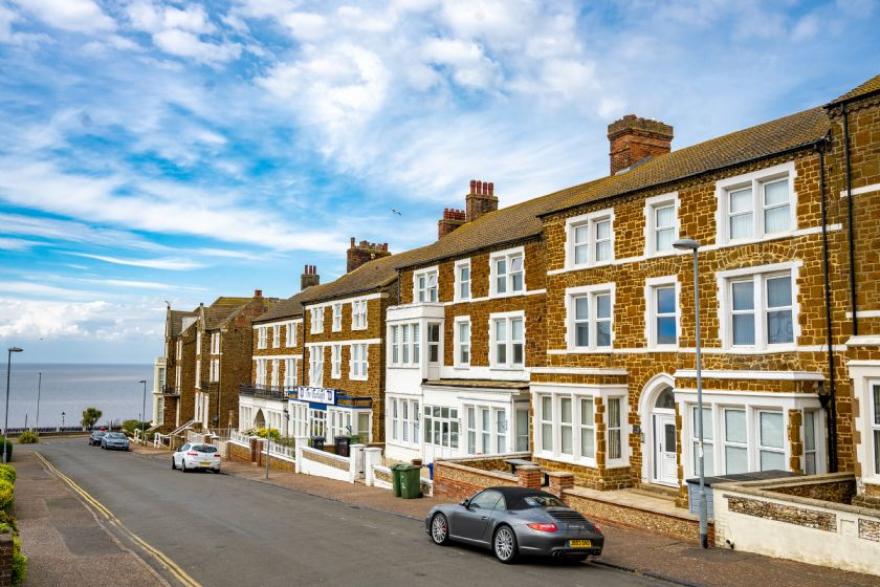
[714, 487, 880, 577]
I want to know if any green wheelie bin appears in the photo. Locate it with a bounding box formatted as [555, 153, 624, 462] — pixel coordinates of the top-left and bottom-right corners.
[391, 464, 403, 497]
[398, 464, 422, 499]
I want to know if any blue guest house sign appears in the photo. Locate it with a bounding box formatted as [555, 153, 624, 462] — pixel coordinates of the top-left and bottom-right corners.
[295, 386, 336, 405]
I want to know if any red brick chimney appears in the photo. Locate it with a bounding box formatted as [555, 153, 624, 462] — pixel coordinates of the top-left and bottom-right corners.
[254, 289, 262, 298]
[346, 238, 391, 273]
[438, 207, 466, 239]
[607, 115, 673, 175]
[300, 265, 320, 290]
[465, 179, 498, 222]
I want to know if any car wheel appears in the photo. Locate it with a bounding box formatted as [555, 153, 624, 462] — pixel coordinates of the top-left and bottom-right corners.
[430, 513, 450, 546]
[212, 468, 221, 474]
[493, 525, 519, 564]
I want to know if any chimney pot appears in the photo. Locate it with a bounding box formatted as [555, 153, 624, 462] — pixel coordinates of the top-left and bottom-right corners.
[254, 289, 262, 298]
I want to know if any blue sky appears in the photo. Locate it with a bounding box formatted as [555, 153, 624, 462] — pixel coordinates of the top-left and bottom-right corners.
[0, 0, 878, 363]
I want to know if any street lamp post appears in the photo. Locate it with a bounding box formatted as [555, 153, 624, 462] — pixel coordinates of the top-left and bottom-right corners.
[673, 238, 709, 549]
[4, 347, 23, 464]
[35, 371, 42, 431]
[139, 379, 147, 440]
[61, 411, 66, 430]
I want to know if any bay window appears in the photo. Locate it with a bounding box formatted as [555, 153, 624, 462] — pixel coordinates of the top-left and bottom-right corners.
[758, 411, 785, 470]
[491, 313, 524, 368]
[490, 249, 525, 296]
[718, 163, 795, 244]
[803, 409, 818, 475]
[428, 323, 441, 364]
[607, 397, 622, 460]
[560, 397, 573, 455]
[724, 409, 748, 474]
[580, 398, 595, 458]
[692, 407, 714, 476]
[873, 383, 880, 475]
[540, 396, 553, 452]
[536, 390, 627, 466]
[389, 323, 420, 367]
[424, 406, 459, 449]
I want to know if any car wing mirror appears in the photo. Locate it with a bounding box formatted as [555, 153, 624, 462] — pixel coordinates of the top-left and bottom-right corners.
[460, 498, 470, 508]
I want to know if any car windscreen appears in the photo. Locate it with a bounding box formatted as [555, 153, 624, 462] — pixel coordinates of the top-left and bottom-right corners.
[106, 433, 126, 439]
[507, 492, 567, 510]
[193, 445, 217, 453]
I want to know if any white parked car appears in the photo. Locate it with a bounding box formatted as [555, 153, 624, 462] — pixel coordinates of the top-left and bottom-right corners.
[172, 443, 221, 473]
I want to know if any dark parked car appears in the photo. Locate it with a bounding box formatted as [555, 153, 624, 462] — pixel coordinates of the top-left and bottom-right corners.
[100, 432, 130, 451]
[425, 487, 604, 564]
[88, 430, 107, 446]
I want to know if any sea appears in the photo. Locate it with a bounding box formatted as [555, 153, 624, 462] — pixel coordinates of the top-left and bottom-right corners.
[2, 363, 153, 429]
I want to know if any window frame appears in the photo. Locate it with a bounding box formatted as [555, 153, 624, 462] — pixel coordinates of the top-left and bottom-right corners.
[645, 276, 680, 349]
[643, 192, 680, 257]
[350, 343, 368, 380]
[351, 300, 368, 330]
[427, 322, 441, 365]
[489, 247, 526, 298]
[308, 346, 324, 388]
[489, 311, 525, 370]
[285, 321, 297, 347]
[716, 162, 797, 245]
[330, 344, 342, 379]
[871, 382, 880, 477]
[566, 283, 615, 351]
[717, 263, 799, 351]
[413, 267, 439, 304]
[454, 259, 471, 302]
[423, 405, 459, 449]
[454, 316, 471, 368]
[309, 307, 324, 334]
[256, 326, 268, 350]
[388, 323, 420, 368]
[332, 303, 343, 332]
[565, 208, 615, 269]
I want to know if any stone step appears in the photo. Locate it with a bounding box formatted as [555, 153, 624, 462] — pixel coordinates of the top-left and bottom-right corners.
[630, 483, 680, 501]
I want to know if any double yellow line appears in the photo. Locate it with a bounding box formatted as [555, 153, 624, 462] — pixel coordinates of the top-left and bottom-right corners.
[34, 452, 201, 587]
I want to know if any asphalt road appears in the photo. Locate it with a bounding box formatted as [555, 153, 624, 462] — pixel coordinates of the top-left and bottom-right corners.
[31, 439, 666, 587]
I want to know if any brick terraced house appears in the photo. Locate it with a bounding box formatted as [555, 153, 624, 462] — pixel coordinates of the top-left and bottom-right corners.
[238, 267, 317, 436]
[292, 241, 433, 445]
[385, 74, 880, 508]
[158, 307, 198, 431]
[385, 180, 555, 464]
[192, 291, 277, 433]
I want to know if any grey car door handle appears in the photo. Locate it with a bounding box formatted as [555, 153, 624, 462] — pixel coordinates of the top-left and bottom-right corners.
[480, 515, 489, 520]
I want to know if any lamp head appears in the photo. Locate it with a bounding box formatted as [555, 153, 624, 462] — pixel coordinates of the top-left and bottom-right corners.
[139, 379, 147, 384]
[673, 238, 700, 251]
[8, 347, 22, 353]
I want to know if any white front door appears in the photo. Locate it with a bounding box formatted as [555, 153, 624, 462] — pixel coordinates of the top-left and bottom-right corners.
[654, 413, 678, 486]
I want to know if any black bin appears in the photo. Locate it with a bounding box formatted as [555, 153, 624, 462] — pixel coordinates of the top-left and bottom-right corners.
[334, 435, 351, 458]
[311, 436, 325, 450]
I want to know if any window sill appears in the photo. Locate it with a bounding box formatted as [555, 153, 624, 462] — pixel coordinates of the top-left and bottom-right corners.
[647, 344, 680, 351]
[725, 343, 797, 353]
[351, 326, 369, 331]
[389, 365, 420, 370]
[453, 364, 471, 370]
[350, 376, 369, 382]
[565, 260, 613, 272]
[564, 347, 614, 354]
[534, 451, 597, 468]
[488, 290, 526, 300]
[489, 365, 526, 371]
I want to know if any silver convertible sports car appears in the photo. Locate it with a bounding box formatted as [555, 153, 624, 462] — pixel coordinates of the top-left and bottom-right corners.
[425, 487, 604, 563]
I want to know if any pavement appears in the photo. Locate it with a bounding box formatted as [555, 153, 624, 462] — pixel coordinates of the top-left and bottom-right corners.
[14, 438, 878, 587]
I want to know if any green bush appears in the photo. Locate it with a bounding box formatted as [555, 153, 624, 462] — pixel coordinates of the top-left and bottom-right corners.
[17, 431, 38, 445]
[253, 427, 281, 441]
[0, 464, 15, 484]
[0, 480, 13, 513]
[122, 419, 152, 437]
[0, 438, 12, 462]
[11, 534, 26, 586]
[0, 511, 17, 533]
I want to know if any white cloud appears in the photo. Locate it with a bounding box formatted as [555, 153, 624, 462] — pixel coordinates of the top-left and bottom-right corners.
[421, 38, 499, 89]
[152, 29, 241, 64]
[0, 237, 44, 251]
[80, 278, 204, 291]
[126, 1, 239, 64]
[279, 11, 327, 41]
[16, 0, 116, 33]
[69, 253, 204, 271]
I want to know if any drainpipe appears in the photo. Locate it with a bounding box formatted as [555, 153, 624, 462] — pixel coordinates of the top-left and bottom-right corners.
[843, 104, 858, 335]
[818, 143, 839, 473]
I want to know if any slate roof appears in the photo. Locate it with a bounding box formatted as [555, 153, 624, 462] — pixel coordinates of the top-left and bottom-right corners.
[391, 106, 829, 269]
[827, 74, 880, 106]
[253, 295, 304, 324]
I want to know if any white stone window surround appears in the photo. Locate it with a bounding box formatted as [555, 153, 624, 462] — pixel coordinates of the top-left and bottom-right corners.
[643, 192, 680, 258]
[310, 306, 324, 334]
[349, 343, 369, 380]
[413, 265, 440, 304]
[644, 276, 681, 349]
[272, 325, 280, 348]
[464, 404, 509, 455]
[565, 208, 615, 270]
[332, 303, 343, 332]
[532, 383, 630, 469]
[256, 326, 267, 349]
[715, 162, 798, 246]
[454, 315, 471, 369]
[285, 320, 299, 347]
[716, 261, 801, 352]
[489, 246, 526, 298]
[330, 344, 342, 379]
[454, 258, 472, 302]
[351, 300, 368, 330]
[675, 388, 825, 479]
[849, 361, 880, 485]
[488, 310, 526, 370]
[564, 283, 616, 351]
[308, 346, 325, 388]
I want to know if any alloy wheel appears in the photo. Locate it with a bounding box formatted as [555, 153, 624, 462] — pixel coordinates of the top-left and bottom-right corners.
[494, 526, 516, 563]
[431, 514, 449, 545]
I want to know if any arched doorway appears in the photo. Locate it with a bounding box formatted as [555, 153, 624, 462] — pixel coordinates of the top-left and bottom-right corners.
[639, 374, 678, 487]
[253, 409, 266, 430]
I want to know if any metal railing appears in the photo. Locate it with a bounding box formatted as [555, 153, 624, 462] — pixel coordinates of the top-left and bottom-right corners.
[161, 385, 179, 396]
[239, 384, 289, 401]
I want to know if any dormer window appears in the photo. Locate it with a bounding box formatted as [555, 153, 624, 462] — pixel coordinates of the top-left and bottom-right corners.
[414, 268, 439, 303]
[490, 247, 525, 297]
[566, 209, 614, 268]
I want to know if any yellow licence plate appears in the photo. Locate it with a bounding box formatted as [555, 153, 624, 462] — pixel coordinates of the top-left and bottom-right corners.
[200, 461, 212, 466]
[569, 539, 592, 549]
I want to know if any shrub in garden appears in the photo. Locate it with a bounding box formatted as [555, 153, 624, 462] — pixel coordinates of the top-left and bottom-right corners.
[0, 465, 14, 484]
[17, 431, 37, 444]
[11, 534, 26, 586]
[0, 480, 13, 513]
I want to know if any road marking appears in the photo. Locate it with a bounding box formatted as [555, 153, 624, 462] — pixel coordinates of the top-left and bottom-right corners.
[34, 451, 202, 587]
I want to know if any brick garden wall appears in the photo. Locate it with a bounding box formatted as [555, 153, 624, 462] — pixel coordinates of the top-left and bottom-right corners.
[433, 460, 518, 502]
